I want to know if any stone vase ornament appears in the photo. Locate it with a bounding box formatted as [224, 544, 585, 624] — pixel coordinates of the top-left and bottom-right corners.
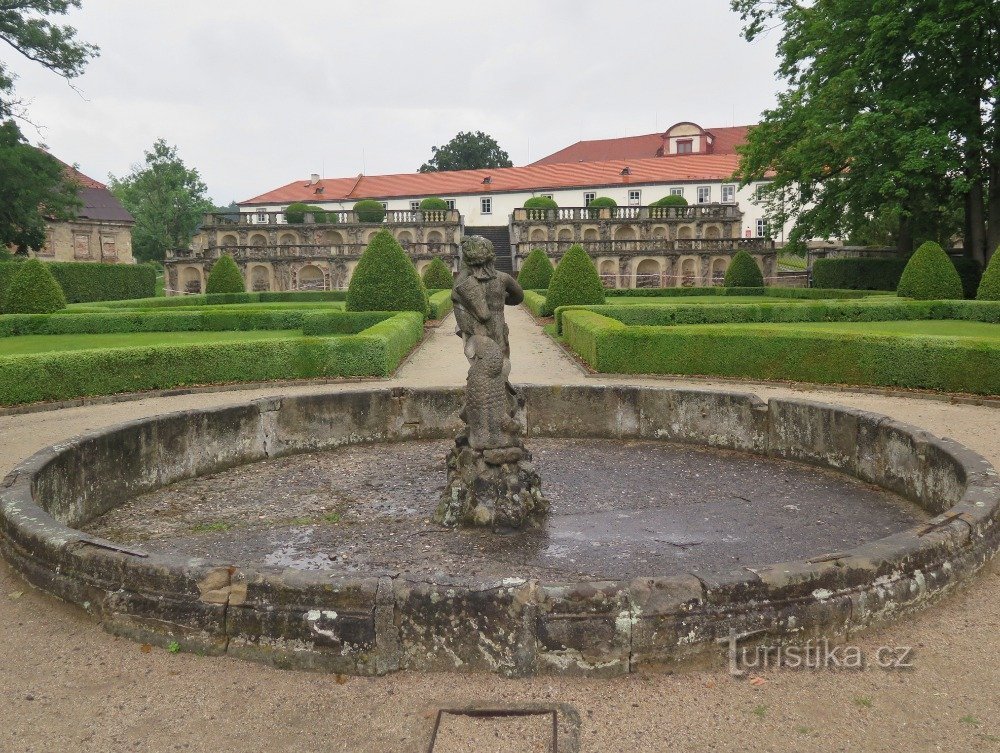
[435, 236, 548, 529]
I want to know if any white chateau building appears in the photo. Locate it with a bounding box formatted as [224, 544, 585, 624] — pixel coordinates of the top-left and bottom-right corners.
[166, 122, 788, 294]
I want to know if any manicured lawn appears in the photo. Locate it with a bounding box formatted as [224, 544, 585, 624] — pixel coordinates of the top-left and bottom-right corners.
[688, 320, 1000, 340]
[0, 330, 303, 356]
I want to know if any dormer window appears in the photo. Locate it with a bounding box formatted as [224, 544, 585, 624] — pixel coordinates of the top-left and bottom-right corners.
[676, 139, 694, 154]
[620, 166, 631, 176]
[482, 176, 492, 184]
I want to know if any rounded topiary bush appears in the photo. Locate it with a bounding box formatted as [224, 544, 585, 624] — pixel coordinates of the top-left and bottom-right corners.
[284, 203, 332, 224]
[587, 196, 617, 219]
[354, 199, 387, 223]
[517, 248, 555, 290]
[651, 194, 688, 207]
[524, 195, 558, 220]
[1, 258, 66, 313]
[544, 244, 605, 315]
[723, 250, 765, 287]
[421, 257, 454, 289]
[419, 197, 449, 222]
[896, 241, 963, 300]
[976, 249, 1000, 300]
[205, 254, 246, 294]
[347, 229, 429, 316]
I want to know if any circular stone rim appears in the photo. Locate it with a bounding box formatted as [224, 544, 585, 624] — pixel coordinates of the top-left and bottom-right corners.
[1, 385, 998, 677]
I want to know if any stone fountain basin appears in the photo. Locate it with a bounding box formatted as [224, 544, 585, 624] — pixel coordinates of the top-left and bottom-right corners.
[1, 385, 998, 677]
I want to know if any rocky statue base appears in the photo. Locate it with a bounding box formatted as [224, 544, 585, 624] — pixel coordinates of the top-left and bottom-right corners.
[435, 442, 548, 529]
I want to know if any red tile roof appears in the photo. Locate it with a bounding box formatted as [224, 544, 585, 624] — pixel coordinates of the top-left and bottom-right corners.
[529, 125, 752, 166]
[241, 153, 744, 206]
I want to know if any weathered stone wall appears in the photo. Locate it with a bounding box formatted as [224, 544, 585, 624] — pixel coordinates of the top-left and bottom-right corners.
[31, 219, 135, 264]
[1, 386, 997, 677]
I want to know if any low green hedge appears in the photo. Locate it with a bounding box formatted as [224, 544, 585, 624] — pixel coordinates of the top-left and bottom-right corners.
[0, 261, 155, 304]
[0, 310, 391, 338]
[0, 311, 424, 405]
[522, 290, 548, 317]
[554, 298, 1000, 333]
[428, 289, 453, 320]
[561, 310, 1000, 394]
[95, 291, 349, 308]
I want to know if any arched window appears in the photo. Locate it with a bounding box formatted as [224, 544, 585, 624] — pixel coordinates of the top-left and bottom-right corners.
[635, 258, 661, 288]
[181, 267, 202, 294]
[298, 264, 325, 290]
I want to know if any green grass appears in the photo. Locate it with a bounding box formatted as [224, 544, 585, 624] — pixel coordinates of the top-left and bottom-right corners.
[0, 329, 302, 356]
[698, 320, 1000, 340]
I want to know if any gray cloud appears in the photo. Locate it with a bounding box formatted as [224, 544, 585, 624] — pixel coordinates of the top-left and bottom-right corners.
[5, 0, 780, 204]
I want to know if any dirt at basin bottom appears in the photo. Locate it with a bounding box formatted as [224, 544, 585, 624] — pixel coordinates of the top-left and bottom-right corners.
[85, 438, 929, 582]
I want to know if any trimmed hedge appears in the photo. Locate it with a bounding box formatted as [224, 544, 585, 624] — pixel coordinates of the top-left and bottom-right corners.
[524, 196, 558, 209]
[1, 259, 66, 313]
[897, 242, 964, 300]
[428, 289, 454, 320]
[95, 291, 348, 308]
[978, 250, 1000, 300]
[951, 256, 982, 299]
[354, 199, 387, 223]
[517, 249, 555, 291]
[587, 196, 617, 219]
[811, 257, 907, 291]
[522, 290, 547, 317]
[724, 250, 764, 287]
[284, 203, 332, 224]
[0, 310, 391, 338]
[554, 298, 1000, 333]
[0, 261, 155, 304]
[205, 255, 246, 294]
[561, 309, 1000, 394]
[421, 258, 454, 289]
[0, 311, 424, 405]
[651, 194, 689, 207]
[419, 197, 448, 210]
[347, 230, 429, 317]
[543, 244, 605, 316]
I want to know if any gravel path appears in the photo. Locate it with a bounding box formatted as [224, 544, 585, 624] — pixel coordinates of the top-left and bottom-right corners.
[1, 306, 998, 753]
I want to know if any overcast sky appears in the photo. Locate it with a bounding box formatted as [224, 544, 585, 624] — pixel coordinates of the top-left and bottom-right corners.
[6, 0, 782, 205]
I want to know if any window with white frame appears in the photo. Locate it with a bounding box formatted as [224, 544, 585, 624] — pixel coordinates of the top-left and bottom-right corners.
[445, 199, 456, 210]
[756, 218, 769, 238]
[480, 197, 492, 215]
[697, 186, 711, 204]
[670, 187, 684, 197]
[540, 193, 554, 200]
[410, 200, 420, 211]
[628, 189, 641, 206]
[721, 184, 736, 203]
[256, 208, 267, 223]
[380, 202, 389, 210]
[584, 192, 596, 206]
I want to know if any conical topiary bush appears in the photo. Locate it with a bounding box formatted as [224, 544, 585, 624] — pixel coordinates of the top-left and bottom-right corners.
[347, 229, 429, 316]
[517, 249, 555, 290]
[723, 250, 765, 287]
[1, 258, 66, 313]
[421, 257, 454, 289]
[543, 244, 605, 316]
[205, 254, 246, 294]
[976, 248, 1000, 300]
[896, 241, 963, 300]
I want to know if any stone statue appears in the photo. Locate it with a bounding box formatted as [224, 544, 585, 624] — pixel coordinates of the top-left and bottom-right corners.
[435, 236, 548, 530]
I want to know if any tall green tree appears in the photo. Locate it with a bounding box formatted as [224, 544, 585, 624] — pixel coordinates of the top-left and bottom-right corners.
[418, 131, 513, 173]
[731, 0, 1000, 263]
[109, 140, 215, 262]
[0, 0, 99, 119]
[0, 120, 80, 251]
[0, 1, 96, 253]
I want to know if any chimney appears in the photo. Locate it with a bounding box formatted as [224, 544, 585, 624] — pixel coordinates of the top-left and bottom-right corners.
[310, 173, 320, 185]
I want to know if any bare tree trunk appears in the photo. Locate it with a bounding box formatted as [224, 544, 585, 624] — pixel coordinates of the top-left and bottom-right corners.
[895, 212, 913, 256]
[966, 178, 987, 265]
[988, 162, 1000, 260]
